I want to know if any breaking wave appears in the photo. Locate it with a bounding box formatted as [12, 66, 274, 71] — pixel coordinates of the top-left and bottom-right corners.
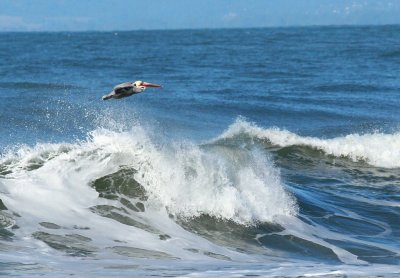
[216, 118, 400, 168]
[0, 122, 297, 227]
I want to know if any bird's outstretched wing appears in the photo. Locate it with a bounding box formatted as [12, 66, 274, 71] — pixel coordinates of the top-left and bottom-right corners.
[114, 82, 133, 95]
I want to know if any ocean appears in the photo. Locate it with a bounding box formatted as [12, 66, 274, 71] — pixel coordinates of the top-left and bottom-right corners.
[0, 25, 399, 277]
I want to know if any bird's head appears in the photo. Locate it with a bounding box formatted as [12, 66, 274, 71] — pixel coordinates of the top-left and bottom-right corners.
[133, 80, 162, 91]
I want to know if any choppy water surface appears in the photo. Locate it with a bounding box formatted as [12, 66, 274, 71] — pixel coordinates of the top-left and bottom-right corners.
[0, 25, 400, 277]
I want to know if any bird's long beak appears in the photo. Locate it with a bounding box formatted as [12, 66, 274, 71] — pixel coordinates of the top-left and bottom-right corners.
[142, 82, 162, 88]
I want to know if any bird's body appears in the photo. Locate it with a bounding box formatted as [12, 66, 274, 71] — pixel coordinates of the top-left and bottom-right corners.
[102, 80, 161, 100]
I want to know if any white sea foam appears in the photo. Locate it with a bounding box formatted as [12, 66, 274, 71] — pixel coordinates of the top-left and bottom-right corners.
[217, 118, 400, 168]
[86, 125, 297, 224]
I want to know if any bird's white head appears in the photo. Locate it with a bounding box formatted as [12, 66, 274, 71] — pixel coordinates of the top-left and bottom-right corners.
[133, 80, 162, 92]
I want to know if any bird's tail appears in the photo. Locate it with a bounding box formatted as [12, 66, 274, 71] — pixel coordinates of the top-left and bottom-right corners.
[102, 92, 114, 100]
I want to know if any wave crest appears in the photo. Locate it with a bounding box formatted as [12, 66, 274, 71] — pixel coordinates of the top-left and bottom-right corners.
[216, 119, 400, 168]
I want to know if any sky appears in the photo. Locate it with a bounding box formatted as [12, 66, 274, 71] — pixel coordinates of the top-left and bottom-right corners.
[0, 0, 399, 31]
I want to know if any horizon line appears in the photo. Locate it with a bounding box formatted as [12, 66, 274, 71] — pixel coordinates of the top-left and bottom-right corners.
[1, 22, 399, 34]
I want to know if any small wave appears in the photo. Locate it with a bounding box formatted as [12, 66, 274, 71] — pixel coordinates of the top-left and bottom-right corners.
[0, 144, 73, 176]
[215, 118, 400, 168]
[312, 83, 392, 93]
[381, 49, 400, 58]
[0, 81, 79, 90]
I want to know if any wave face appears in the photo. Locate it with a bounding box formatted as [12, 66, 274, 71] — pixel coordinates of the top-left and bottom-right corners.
[216, 118, 400, 168]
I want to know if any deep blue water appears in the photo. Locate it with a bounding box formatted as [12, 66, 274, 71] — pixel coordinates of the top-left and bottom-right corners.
[0, 26, 400, 277]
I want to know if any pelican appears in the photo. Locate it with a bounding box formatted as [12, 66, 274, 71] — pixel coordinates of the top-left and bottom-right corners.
[102, 80, 161, 100]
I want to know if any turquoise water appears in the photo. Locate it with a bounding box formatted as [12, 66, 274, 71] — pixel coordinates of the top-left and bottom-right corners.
[0, 25, 399, 277]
